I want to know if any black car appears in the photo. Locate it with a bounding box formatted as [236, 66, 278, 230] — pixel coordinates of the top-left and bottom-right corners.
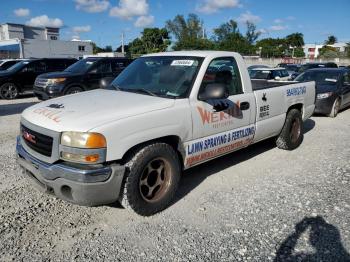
[277, 63, 301, 75]
[0, 58, 77, 99]
[0, 59, 22, 71]
[295, 68, 350, 117]
[33, 57, 133, 100]
[290, 62, 338, 80]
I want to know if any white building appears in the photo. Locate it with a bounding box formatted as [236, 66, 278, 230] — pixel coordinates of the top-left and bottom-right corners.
[303, 42, 348, 59]
[0, 23, 92, 59]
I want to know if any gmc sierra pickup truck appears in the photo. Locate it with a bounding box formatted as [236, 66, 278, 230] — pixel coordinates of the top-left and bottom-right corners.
[16, 51, 315, 216]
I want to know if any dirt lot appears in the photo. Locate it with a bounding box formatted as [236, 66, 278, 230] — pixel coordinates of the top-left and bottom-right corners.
[1, 96, 350, 261]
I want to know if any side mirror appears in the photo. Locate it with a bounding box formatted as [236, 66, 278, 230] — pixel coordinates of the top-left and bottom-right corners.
[274, 76, 281, 80]
[99, 77, 114, 88]
[199, 83, 229, 101]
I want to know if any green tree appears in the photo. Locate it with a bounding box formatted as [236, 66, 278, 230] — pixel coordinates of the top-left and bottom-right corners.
[91, 42, 104, 54]
[212, 20, 256, 55]
[212, 19, 239, 42]
[256, 38, 286, 58]
[318, 45, 339, 58]
[128, 27, 171, 55]
[293, 47, 305, 58]
[346, 42, 350, 58]
[245, 21, 261, 44]
[325, 35, 337, 45]
[285, 33, 304, 47]
[166, 14, 211, 50]
[104, 45, 113, 52]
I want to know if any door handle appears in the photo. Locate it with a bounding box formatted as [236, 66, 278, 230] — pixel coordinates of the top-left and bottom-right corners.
[240, 101, 250, 110]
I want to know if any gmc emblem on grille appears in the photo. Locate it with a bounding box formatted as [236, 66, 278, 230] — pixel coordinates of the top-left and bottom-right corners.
[23, 130, 36, 144]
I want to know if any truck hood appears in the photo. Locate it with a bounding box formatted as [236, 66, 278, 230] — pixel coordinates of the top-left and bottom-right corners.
[22, 89, 175, 132]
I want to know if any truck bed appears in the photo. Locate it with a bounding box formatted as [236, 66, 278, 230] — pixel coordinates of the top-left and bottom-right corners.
[251, 79, 297, 91]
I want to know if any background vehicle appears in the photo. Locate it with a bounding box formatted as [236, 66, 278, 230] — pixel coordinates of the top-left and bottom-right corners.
[295, 68, 350, 117]
[33, 57, 133, 100]
[249, 67, 290, 81]
[247, 65, 270, 70]
[0, 58, 77, 99]
[0, 59, 22, 71]
[17, 51, 315, 216]
[290, 62, 338, 80]
[278, 64, 301, 76]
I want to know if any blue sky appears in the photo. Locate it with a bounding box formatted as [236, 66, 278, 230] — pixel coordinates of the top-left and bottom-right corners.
[1, 0, 349, 48]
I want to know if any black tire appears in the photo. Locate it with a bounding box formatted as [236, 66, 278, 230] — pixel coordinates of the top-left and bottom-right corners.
[119, 143, 181, 216]
[0, 83, 19, 100]
[276, 109, 303, 150]
[65, 86, 83, 95]
[328, 98, 340, 118]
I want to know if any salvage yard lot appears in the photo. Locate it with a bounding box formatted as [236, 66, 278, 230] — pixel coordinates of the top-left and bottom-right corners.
[1, 96, 350, 261]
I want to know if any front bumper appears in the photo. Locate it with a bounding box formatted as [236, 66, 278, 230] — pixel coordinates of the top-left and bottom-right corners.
[314, 96, 336, 115]
[16, 137, 125, 206]
[33, 85, 63, 100]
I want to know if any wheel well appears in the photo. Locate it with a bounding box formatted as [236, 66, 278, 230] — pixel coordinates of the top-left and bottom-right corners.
[64, 85, 85, 94]
[121, 135, 184, 168]
[288, 103, 303, 115]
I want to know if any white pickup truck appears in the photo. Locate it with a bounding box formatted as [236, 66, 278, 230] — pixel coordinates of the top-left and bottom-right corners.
[16, 51, 315, 216]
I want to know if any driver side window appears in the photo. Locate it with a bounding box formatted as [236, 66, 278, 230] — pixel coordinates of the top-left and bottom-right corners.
[200, 57, 243, 97]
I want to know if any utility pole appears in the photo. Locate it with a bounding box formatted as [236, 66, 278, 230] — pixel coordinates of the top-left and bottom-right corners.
[121, 31, 125, 55]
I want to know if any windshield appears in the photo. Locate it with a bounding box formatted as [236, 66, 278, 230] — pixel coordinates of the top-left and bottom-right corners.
[6, 60, 30, 72]
[249, 69, 271, 79]
[109, 56, 203, 98]
[64, 58, 99, 73]
[295, 71, 340, 85]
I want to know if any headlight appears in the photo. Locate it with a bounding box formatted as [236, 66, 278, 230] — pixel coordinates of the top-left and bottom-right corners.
[317, 92, 333, 99]
[61, 132, 106, 148]
[48, 78, 66, 84]
[60, 132, 107, 164]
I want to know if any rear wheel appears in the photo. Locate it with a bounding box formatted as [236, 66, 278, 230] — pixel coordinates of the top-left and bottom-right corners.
[119, 143, 181, 216]
[328, 98, 340, 118]
[276, 109, 303, 150]
[0, 83, 19, 99]
[65, 86, 83, 95]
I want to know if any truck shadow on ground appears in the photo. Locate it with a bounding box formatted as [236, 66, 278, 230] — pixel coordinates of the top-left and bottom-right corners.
[173, 118, 315, 205]
[0, 98, 37, 117]
[274, 216, 350, 261]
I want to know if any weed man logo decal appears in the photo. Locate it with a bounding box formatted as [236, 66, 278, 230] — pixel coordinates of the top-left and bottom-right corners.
[47, 103, 64, 109]
[262, 93, 267, 102]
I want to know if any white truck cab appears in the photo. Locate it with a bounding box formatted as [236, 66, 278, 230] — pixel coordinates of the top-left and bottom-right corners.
[17, 51, 315, 215]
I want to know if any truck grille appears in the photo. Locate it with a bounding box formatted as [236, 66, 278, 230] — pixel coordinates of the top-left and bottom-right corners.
[34, 78, 49, 89]
[21, 124, 53, 157]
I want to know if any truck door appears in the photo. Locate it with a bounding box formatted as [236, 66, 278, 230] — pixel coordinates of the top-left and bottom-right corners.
[186, 56, 255, 167]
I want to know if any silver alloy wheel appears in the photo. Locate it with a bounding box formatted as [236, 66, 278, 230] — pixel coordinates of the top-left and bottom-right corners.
[1, 83, 18, 99]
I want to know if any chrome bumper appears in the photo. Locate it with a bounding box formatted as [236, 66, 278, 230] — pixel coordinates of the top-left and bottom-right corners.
[16, 137, 125, 206]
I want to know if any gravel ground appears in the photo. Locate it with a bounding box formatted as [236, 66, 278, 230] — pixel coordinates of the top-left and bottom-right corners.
[0, 96, 350, 261]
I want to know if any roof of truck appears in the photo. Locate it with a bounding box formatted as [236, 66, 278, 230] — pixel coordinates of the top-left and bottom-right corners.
[142, 50, 239, 58]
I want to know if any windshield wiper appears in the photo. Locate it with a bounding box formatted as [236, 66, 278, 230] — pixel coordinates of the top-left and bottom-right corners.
[127, 88, 157, 97]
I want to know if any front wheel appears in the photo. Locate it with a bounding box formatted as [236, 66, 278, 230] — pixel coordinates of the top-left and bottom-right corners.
[65, 86, 83, 95]
[276, 109, 303, 150]
[119, 143, 181, 216]
[328, 98, 340, 118]
[0, 83, 19, 99]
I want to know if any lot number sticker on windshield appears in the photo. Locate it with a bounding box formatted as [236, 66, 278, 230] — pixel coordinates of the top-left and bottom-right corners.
[171, 60, 194, 66]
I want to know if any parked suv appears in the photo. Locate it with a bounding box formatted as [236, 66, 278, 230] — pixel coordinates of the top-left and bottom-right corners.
[0, 59, 22, 71]
[290, 62, 338, 79]
[33, 57, 133, 100]
[0, 58, 77, 99]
